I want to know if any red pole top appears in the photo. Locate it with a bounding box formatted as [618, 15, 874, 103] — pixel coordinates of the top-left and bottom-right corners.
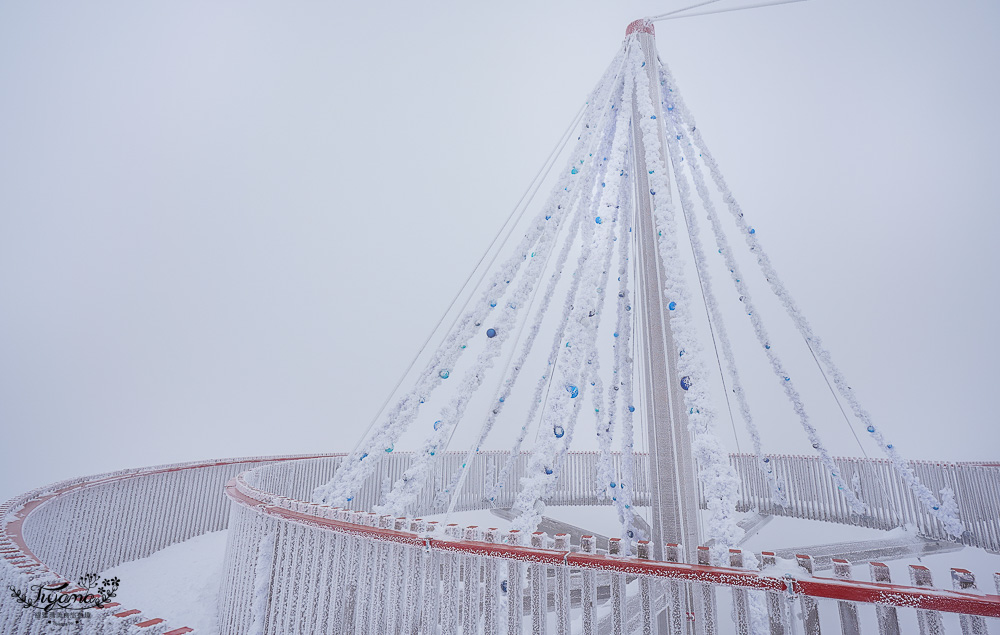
[626, 19, 654, 36]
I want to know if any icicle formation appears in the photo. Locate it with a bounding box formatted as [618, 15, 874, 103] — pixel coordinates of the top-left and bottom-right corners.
[630, 42, 745, 556]
[657, 60, 964, 536]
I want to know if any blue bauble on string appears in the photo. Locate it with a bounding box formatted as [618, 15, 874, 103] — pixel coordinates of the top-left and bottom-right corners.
[668, 301, 676, 310]
[610, 481, 616, 488]
[486, 328, 497, 338]
[553, 425, 565, 438]
[360, 453, 368, 461]
[595, 216, 602, 224]
[489, 300, 497, 308]
[439, 370, 450, 379]
[571, 167, 579, 174]
[545, 467, 554, 475]
[433, 420, 442, 430]
[749, 228, 756, 234]
[567, 385, 579, 399]
[680, 376, 692, 390]
[867, 425, 875, 433]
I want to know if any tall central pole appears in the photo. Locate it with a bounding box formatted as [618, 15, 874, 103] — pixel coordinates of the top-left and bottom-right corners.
[627, 18, 702, 564]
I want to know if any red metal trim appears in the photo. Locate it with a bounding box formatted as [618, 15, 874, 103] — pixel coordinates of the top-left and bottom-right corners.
[164, 629, 195, 635]
[114, 609, 141, 618]
[626, 19, 654, 36]
[227, 477, 1000, 618]
[137, 618, 165, 627]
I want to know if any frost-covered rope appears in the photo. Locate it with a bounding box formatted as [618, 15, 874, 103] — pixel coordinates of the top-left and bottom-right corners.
[510, 66, 635, 533]
[656, 66, 864, 516]
[372, 59, 629, 516]
[596, 160, 643, 543]
[629, 43, 745, 557]
[339, 106, 587, 471]
[441, 190, 588, 515]
[486, 56, 631, 502]
[313, 53, 627, 507]
[658, 60, 963, 536]
[661, 92, 790, 507]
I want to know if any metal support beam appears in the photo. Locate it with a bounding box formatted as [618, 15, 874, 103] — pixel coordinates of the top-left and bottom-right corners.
[627, 18, 702, 564]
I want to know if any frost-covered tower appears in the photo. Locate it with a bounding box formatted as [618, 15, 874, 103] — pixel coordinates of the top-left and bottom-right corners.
[627, 18, 701, 561]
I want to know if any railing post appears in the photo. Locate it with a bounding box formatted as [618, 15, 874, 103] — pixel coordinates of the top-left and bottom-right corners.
[831, 559, 860, 635]
[581, 535, 597, 635]
[463, 526, 482, 635]
[909, 565, 944, 635]
[868, 562, 900, 635]
[729, 549, 751, 635]
[530, 532, 549, 635]
[421, 521, 441, 635]
[637, 540, 656, 635]
[401, 518, 425, 635]
[609, 537, 626, 635]
[761, 551, 787, 635]
[506, 530, 524, 635]
[694, 545, 717, 635]
[440, 524, 461, 635]
[483, 528, 501, 635]
[385, 517, 408, 635]
[553, 533, 572, 635]
[950, 568, 987, 635]
[796, 554, 821, 635]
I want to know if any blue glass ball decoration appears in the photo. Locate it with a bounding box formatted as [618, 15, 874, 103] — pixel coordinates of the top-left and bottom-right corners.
[571, 167, 579, 174]
[749, 228, 756, 234]
[668, 301, 676, 310]
[360, 453, 368, 461]
[867, 425, 875, 433]
[610, 481, 616, 488]
[486, 328, 497, 338]
[545, 467, 554, 475]
[567, 385, 579, 399]
[490, 300, 497, 308]
[680, 376, 692, 390]
[628, 405, 635, 412]
[439, 370, 450, 379]
[595, 216, 602, 224]
[433, 420, 442, 430]
[553, 426, 565, 438]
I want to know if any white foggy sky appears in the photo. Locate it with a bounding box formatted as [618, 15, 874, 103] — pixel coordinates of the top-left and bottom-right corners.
[2, 1, 998, 504]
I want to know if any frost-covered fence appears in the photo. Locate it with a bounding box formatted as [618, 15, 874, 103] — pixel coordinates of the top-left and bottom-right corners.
[0, 453, 335, 635]
[247, 452, 652, 512]
[728, 454, 1000, 552]
[223, 464, 1000, 635]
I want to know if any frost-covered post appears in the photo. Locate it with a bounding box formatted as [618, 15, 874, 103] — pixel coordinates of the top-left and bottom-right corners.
[483, 527, 502, 635]
[505, 529, 524, 635]
[729, 549, 751, 635]
[832, 558, 860, 635]
[909, 565, 944, 635]
[667, 543, 689, 634]
[868, 562, 900, 635]
[636, 540, 655, 634]
[581, 534, 597, 635]
[626, 16, 701, 564]
[553, 533, 572, 634]
[421, 521, 442, 634]
[760, 551, 788, 634]
[529, 532, 548, 635]
[609, 537, 626, 634]
[950, 568, 987, 635]
[795, 554, 821, 635]
[462, 525, 482, 634]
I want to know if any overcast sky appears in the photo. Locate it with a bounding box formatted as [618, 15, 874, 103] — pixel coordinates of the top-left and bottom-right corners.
[2, 0, 998, 504]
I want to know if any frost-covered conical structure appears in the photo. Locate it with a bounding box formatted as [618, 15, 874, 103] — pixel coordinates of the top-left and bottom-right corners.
[312, 18, 964, 558]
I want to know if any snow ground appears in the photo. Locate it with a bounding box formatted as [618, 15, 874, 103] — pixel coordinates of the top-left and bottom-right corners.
[99, 530, 228, 635]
